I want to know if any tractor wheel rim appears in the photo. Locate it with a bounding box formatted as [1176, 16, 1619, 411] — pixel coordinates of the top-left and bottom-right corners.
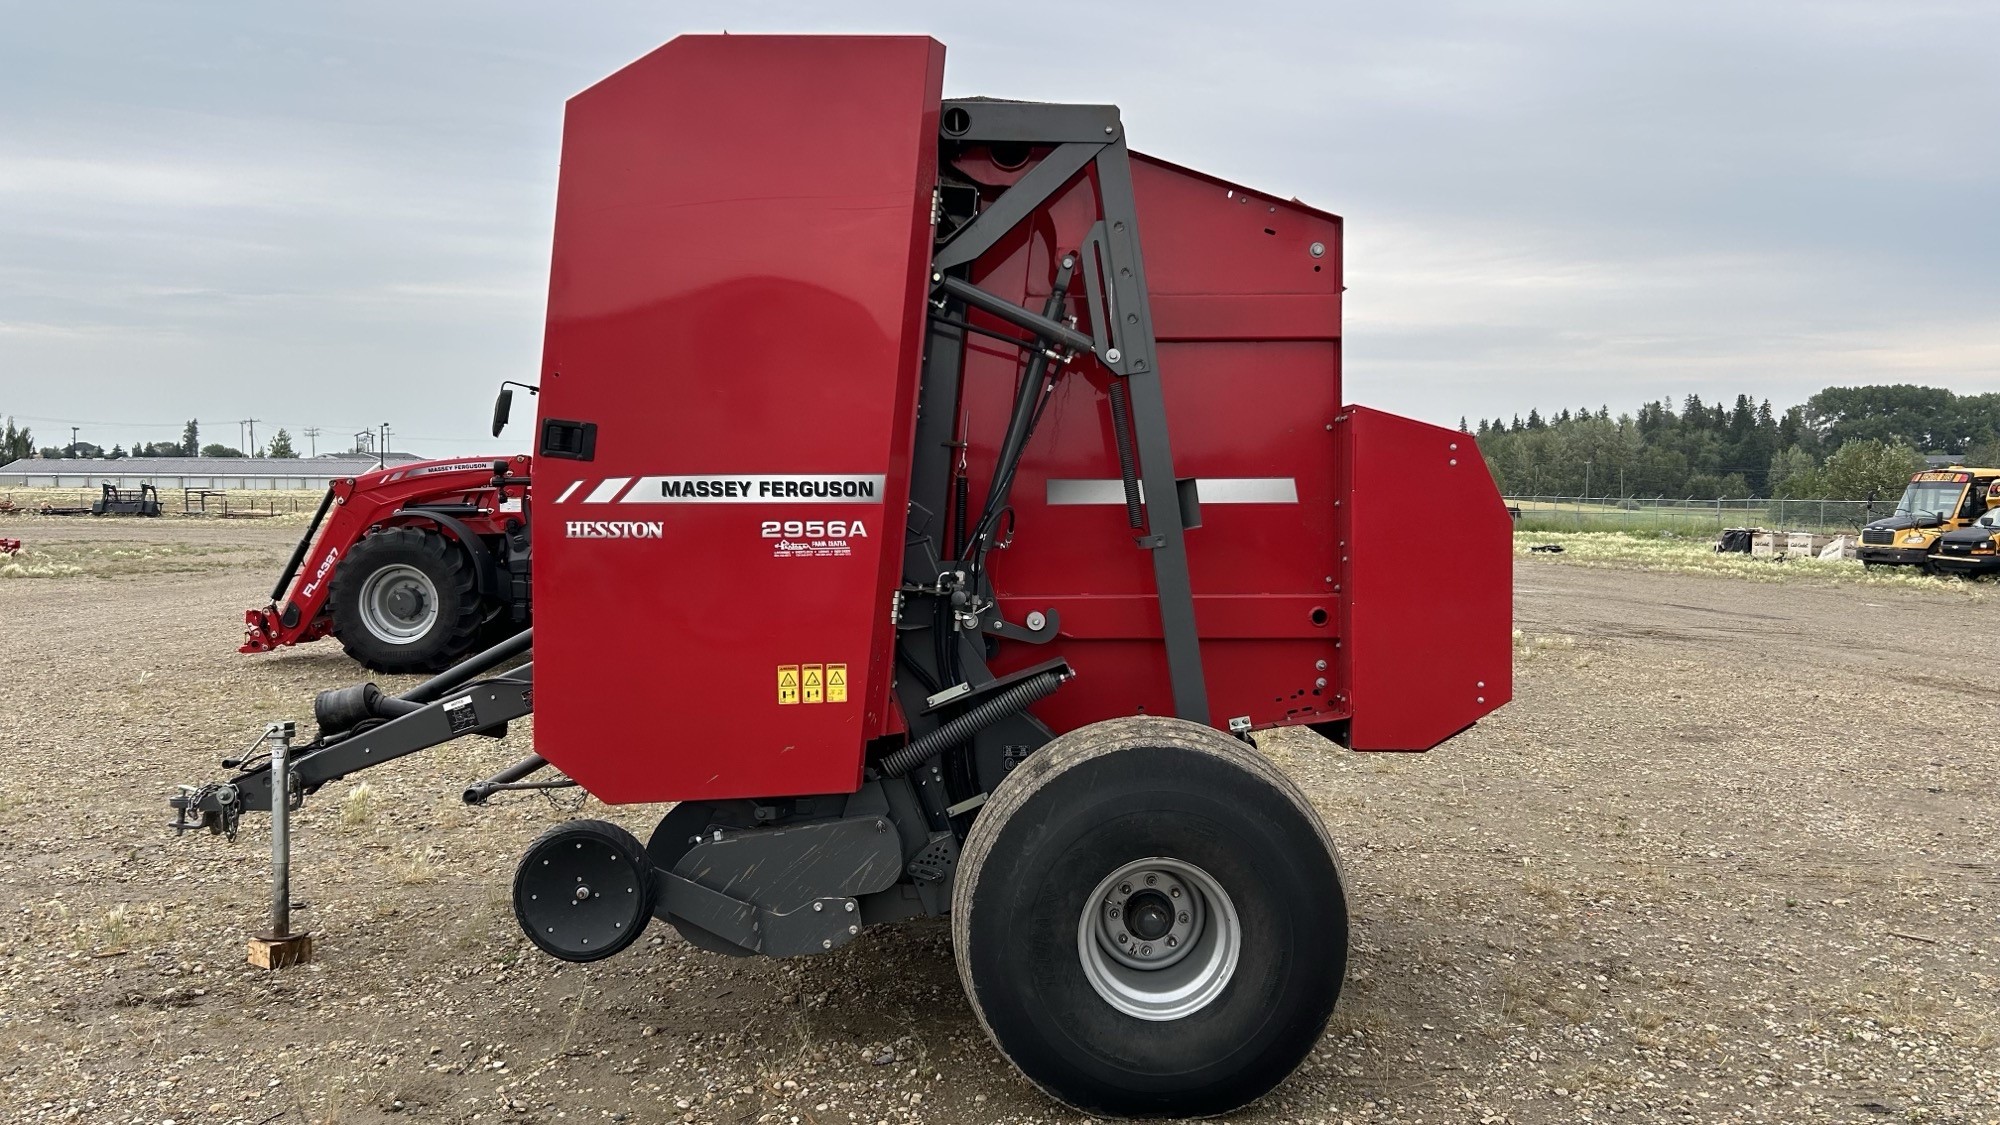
[357, 563, 439, 644]
[1077, 856, 1240, 1021]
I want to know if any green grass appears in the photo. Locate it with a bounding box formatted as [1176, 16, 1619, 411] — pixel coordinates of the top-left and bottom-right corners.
[1511, 498, 1877, 537]
[1515, 531, 1987, 596]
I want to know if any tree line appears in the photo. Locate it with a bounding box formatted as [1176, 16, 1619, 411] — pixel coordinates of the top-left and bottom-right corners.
[0, 417, 301, 462]
[1471, 384, 2000, 501]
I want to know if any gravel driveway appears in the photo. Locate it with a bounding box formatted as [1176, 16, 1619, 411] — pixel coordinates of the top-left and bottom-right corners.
[1, 523, 1994, 1124]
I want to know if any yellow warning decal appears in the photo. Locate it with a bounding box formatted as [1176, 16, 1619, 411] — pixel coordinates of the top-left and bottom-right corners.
[777, 665, 799, 705]
[802, 664, 825, 704]
[826, 664, 847, 704]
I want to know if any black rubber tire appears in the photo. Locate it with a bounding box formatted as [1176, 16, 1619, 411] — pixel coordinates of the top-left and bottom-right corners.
[512, 819, 655, 963]
[327, 526, 484, 674]
[952, 717, 1347, 1118]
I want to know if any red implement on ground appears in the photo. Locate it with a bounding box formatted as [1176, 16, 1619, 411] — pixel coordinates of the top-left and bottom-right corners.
[0, 538, 20, 555]
[179, 35, 1512, 1119]
[240, 455, 533, 674]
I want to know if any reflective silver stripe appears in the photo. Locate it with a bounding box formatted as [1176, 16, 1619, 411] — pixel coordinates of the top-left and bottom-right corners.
[622, 474, 888, 503]
[582, 477, 631, 504]
[554, 480, 584, 504]
[1045, 478, 1298, 505]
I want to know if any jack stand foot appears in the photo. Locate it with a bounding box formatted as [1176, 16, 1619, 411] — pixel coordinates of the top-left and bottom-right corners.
[248, 931, 313, 970]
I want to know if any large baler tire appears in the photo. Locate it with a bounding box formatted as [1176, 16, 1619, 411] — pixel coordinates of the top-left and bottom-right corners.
[951, 717, 1348, 1118]
[327, 526, 485, 674]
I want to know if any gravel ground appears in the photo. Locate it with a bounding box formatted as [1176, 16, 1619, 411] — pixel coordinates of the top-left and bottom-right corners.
[1, 522, 1994, 1124]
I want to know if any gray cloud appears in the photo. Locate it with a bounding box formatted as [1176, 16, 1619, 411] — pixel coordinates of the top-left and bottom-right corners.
[2, 1, 1994, 455]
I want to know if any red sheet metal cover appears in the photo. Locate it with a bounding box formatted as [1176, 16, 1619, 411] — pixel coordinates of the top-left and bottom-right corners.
[530, 35, 945, 803]
[1337, 406, 1513, 750]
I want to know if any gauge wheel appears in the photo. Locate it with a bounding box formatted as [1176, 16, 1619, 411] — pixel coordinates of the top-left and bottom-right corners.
[327, 526, 484, 674]
[513, 819, 655, 963]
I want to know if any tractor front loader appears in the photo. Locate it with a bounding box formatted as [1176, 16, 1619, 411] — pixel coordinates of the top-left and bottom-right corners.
[240, 455, 534, 673]
[175, 36, 1513, 1118]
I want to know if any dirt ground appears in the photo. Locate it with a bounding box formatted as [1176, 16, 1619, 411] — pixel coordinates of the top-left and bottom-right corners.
[1, 520, 1995, 1125]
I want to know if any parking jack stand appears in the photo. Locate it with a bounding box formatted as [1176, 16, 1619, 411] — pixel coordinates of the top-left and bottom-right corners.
[248, 722, 313, 969]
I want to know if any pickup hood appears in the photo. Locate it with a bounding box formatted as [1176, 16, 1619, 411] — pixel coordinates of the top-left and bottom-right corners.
[1864, 512, 1943, 532]
[1939, 525, 1998, 547]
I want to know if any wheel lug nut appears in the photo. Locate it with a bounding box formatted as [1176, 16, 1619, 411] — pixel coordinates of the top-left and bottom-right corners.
[1119, 884, 1130, 895]
[1166, 936, 1177, 947]
[1117, 932, 1128, 943]
[1108, 906, 1120, 918]
[1140, 945, 1152, 955]
[1178, 912, 1189, 923]
[1145, 874, 1156, 886]
[1170, 887, 1181, 898]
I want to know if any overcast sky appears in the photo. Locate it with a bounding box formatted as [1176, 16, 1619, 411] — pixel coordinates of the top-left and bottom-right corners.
[3, 1, 1995, 457]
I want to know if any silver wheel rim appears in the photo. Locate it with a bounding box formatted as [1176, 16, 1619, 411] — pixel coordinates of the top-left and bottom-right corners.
[1077, 857, 1240, 1021]
[356, 563, 439, 644]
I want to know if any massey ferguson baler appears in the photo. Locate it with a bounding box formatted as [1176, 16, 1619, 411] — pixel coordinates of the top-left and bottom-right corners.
[173, 35, 1513, 1117]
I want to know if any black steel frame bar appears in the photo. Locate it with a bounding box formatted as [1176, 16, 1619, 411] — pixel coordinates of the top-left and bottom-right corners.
[932, 141, 1101, 271]
[921, 101, 1210, 723]
[226, 665, 536, 812]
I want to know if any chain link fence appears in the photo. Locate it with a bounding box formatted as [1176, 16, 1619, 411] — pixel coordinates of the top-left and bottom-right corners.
[1507, 496, 1882, 536]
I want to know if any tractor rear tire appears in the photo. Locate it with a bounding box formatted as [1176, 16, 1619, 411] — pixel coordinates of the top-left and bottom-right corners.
[328, 526, 485, 675]
[951, 716, 1348, 1118]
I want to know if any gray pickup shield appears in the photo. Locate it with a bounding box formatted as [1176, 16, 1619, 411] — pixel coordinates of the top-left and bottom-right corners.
[659, 814, 903, 957]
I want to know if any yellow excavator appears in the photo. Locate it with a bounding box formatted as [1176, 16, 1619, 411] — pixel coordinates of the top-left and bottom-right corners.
[1857, 467, 2000, 572]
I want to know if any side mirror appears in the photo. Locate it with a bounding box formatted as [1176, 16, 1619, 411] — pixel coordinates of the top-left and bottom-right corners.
[491, 387, 513, 438]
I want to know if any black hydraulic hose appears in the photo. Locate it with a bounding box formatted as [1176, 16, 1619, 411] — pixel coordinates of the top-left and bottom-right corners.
[966, 257, 1076, 566]
[1106, 379, 1144, 529]
[271, 486, 338, 602]
[401, 628, 532, 705]
[953, 471, 970, 558]
[879, 670, 1066, 778]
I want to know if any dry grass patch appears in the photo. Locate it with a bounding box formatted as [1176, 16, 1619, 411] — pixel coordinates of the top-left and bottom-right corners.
[0, 540, 275, 579]
[339, 781, 378, 826]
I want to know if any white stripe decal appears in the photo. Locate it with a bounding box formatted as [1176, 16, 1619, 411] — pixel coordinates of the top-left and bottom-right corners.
[582, 477, 631, 504]
[554, 480, 583, 504]
[621, 474, 888, 503]
[1045, 477, 1298, 505]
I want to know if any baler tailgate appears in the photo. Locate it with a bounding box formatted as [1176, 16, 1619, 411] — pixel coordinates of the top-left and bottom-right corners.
[1338, 406, 1512, 750]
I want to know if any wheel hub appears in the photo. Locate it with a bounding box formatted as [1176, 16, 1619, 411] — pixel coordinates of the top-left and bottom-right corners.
[356, 563, 440, 644]
[1079, 857, 1240, 1021]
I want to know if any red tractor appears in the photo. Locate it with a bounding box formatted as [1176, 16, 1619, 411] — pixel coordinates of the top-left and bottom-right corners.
[177, 36, 1513, 1117]
[240, 455, 533, 673]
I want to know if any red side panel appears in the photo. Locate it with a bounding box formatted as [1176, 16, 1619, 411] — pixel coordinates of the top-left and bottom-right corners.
[957, 154, 1346, 732]
[531, 35, 945, 803]
[1337, 407, 1512, 750]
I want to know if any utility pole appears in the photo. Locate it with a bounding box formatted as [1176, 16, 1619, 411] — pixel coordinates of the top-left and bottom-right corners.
[302, 427, 321, 457]
[70, 426, 79, 455]
[378, 422, 391, 469]
[238, 418, 262, 457]
[1585, 460, 1593, 502]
